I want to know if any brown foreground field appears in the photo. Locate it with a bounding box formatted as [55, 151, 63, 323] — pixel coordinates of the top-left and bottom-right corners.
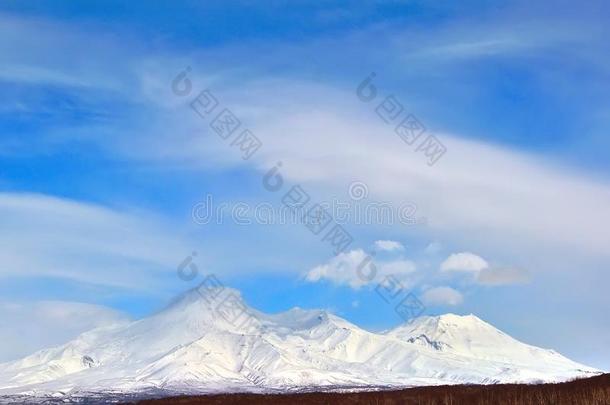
[135, 373, 610, 405]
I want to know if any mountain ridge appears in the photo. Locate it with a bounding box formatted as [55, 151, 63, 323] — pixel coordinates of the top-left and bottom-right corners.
[0, 285, 601, 400]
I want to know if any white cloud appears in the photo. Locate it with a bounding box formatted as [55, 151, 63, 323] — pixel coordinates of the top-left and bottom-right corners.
[209, 78, 610, 268]
[422, 286, 464, 306]
[0, 193, 191, 289]
[305, 250, 368, 289]
[0, 301, 129, 362]
[440, 252, 489, 273]
[5, 13, 610, 263]
[305, 249, 416, 289]
[439, 252, 530, 286]
[477, 267, 530, 286]
[374, 240, 404, 252]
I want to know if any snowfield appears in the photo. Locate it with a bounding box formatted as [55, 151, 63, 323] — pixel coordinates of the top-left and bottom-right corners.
[0, 285, 600, 402]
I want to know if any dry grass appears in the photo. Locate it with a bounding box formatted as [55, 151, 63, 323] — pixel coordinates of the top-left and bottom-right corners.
[135, 373, 610, 405]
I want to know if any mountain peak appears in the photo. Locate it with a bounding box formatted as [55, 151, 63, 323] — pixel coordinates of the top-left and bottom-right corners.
[149, 284, 264, 336]
[439, 313, 478, 320]
[166, 283, 245, 310]
[436, 313, 487, 325]
[0, 297, 599, 397]
[390, 313, 500, 338]
[398, 313, 490, 329]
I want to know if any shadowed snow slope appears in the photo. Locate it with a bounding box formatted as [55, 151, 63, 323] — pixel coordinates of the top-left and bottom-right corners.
[0, 285, 600, 398]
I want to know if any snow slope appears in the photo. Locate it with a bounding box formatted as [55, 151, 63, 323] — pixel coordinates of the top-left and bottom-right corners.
[0, 285, 600, 400]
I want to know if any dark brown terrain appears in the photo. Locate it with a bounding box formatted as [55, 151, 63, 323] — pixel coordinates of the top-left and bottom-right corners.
[135, 373, 610, 405]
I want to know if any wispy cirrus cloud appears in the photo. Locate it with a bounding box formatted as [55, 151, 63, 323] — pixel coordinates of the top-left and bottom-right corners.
[2, 8, 609, 294]
[3, 9, 606, 296]
[0, 192, 191, 290]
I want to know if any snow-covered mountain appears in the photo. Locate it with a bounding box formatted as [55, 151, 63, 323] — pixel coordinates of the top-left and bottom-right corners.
[0, 285, 600, 401]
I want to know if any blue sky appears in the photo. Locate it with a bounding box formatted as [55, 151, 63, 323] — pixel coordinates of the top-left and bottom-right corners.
[1, 1, 609, 370]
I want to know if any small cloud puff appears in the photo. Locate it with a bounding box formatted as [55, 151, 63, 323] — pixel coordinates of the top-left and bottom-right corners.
[441, 252, 489, 273]
[374, 240, 404, 252]
[441, 252, 529, 286]
[305, 249, 415, 289]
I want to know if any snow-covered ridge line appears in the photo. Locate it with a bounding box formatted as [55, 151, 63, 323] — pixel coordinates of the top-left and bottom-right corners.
[0, 285, 601, 400]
